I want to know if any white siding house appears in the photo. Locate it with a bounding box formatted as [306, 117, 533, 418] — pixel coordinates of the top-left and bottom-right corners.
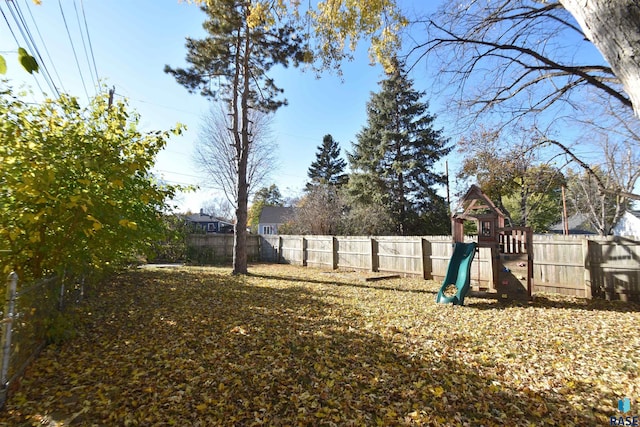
[258, 206, 294, 235]
[612, 210, 640, 238]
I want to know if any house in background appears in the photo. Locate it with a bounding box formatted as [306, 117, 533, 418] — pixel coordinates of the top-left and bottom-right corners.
[548, 210, 640, 238]
[612, 210, 640, 238]
[548, 213, 597, 235]
[185, 209, 234, 234]
[258, 206, 294, 235]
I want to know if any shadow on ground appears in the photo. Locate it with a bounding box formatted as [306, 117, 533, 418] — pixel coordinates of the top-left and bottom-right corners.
[465, 294, 640, 313]
[0, 267, 621, 426]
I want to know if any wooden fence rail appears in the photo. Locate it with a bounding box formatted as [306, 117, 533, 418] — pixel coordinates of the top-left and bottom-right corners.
[186, 234, 640, 302]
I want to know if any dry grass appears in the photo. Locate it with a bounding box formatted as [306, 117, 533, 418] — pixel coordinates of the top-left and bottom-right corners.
[0, 263, 638, 426]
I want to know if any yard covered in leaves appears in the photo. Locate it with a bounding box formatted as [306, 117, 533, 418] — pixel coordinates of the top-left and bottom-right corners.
[0, 264, 638, 426]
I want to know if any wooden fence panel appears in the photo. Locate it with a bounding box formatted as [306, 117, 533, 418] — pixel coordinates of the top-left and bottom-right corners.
[424, 237, 452, 281]
[588, 236, 640, 302]
[280, 236, 304, 265]
[260, 235, 280, 263]
[336, 237, 372, 270]
[187, 234, 260, 263]
[247, 236, 260, 261]
[473, 245, 495, 289]
[427, 237, 493, 288]
[305, 236, 335, 269]
[532, 235, 587, 297]
[376, 237, 423, 276]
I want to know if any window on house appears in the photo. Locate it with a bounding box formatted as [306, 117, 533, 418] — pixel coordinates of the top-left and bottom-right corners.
[207, 223, 216, 232]
[263, 225, 273, 235]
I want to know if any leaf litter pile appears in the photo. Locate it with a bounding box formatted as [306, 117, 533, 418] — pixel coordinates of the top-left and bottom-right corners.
[1, 264, 638, 426]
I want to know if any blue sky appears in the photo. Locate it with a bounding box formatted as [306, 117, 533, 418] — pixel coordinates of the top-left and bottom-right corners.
[2, 1, 633, 214]
[1, 0, 443, 213]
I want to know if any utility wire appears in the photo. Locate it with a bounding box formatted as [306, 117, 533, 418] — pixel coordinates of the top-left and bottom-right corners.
[113, 90, 202, 116]
[7, 0, 61, 97]
[0, 2, 45, 95]
[73, 0, 97, 95]
[156, 169, 202, 180]
[58, 0, 90, 100]
[79, 0, 100, 90]
[20, 0, 66, 94]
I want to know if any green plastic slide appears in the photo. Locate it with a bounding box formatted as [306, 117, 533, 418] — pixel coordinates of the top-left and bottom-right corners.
[436, 242, 478, 306]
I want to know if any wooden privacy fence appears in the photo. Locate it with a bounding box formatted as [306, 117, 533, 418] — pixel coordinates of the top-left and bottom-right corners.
[186, 234, 260, 264]
[260, 235, 503, 290]
[192, 234, 640, 301]
[531, 235, 640, 301]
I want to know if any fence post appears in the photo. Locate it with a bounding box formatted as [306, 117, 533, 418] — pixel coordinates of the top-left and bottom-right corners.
[301, 236, 307, 267]
[583, 238, 593, 299]
[277, 236, 283, 264]
[371, 238, 379, 272]
[0, 272, 18, 408]
[420, 238, 428, 280]
[331, 237, 338, 270]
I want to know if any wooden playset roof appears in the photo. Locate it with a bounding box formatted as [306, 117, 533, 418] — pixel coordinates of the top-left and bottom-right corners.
[453, 184, 506, 221]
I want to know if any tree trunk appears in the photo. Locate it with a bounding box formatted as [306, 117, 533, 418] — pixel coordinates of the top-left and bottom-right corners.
[232, 16, 253, 275]
[560, 0, 640, 117]
[231, 22, 247, 275]
[519, 185, 527, 228]
[234, 150, 249, 274]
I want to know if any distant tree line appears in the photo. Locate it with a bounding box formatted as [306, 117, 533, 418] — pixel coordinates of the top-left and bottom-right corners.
[281, 60, 453, 236]
[276, 59, 635, 236]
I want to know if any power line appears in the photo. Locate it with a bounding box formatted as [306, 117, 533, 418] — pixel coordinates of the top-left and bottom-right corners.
[113, 91, 202, 116]
[57, 0, 90, 100]
[20, 0, 66, 94]
[155, 169, 202, 180]
[79, 0, 99, 89]
[7, 0, 61, 97]
[0, 2, 45, 95]
[73, 0, 97, 95]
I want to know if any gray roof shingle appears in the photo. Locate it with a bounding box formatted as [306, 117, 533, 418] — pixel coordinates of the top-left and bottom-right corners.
[259, 206, 294, 224]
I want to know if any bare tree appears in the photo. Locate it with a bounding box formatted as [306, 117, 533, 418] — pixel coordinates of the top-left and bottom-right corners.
[411, 0, 630, 124]
[559, 0, 640, 118]
[201, 197, 235, 222]
[194, 103, 278, 211]
[564, 167, 622, 235]
[575, 96, 640, 200]
[410, 0, 640, 204]
[287, 185, 346, 235]
[541, 97, 640, 234]
[341, 202, 394, 236]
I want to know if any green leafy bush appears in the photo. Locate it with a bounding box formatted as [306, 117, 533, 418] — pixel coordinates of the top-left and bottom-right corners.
[0, 85, 184, 279]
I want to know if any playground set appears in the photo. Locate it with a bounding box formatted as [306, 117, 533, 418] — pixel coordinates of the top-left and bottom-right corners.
[436, 185, 534, 305]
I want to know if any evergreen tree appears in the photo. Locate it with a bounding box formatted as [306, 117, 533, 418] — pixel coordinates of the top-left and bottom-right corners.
[247, 184, 283, 233]
[348, 59, 451, 235]
[306, 134, 348, 190]
[165, 1, 307, 274]
[253, 184, 284, 207]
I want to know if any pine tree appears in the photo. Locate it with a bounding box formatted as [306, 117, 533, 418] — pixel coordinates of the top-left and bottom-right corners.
[306, 134, 348, 190]
[165, 0, 307, 274]
[348, 59, 451, 235]
[248, 184, 284, 233]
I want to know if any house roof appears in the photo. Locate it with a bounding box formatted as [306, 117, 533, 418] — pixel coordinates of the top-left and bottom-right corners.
[453, 184, 506, 220]
[548, 213, 596, 234]
[259, 206, 294, 224]
[184, 212, 232, 225]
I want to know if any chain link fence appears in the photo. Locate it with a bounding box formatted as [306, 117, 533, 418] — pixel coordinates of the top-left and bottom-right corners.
[0, 269, 86, 408]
